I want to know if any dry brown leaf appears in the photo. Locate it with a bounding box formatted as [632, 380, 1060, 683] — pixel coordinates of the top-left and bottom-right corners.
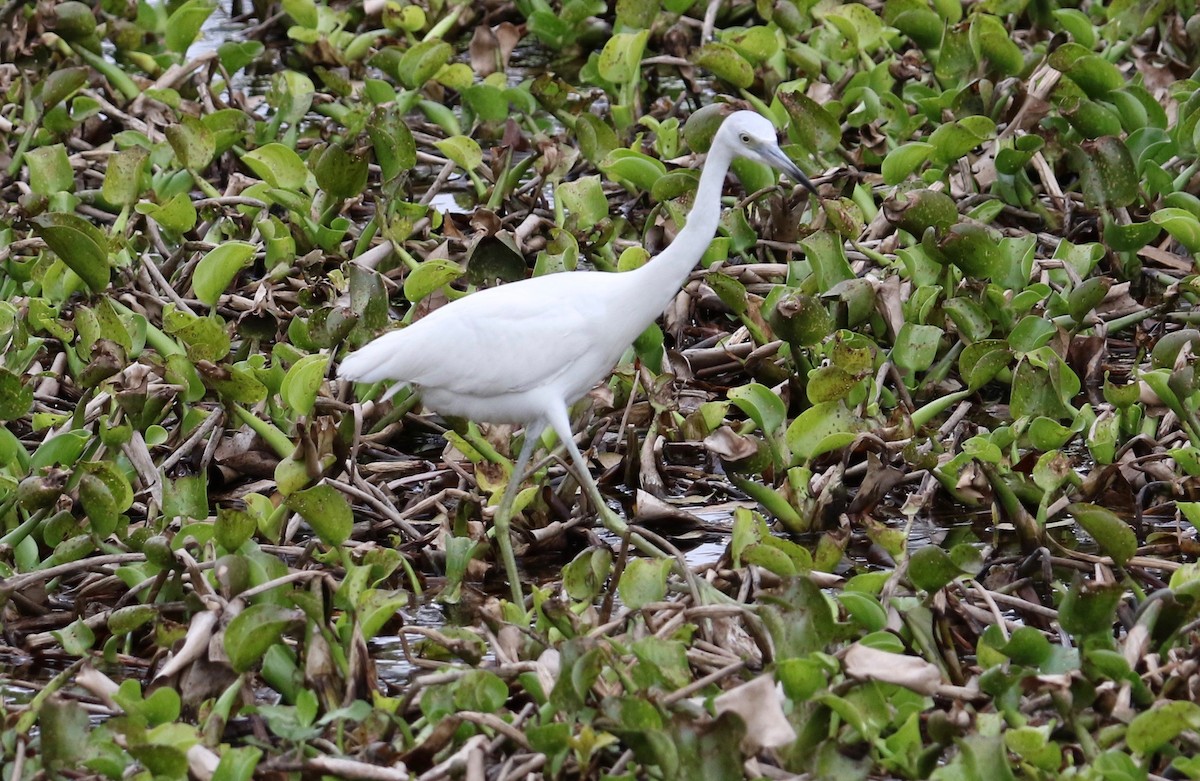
[713, 673, 797, 750]
[842, 643, 942, 695]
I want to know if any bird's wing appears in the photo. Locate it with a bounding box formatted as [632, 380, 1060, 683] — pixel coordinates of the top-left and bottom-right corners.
[340, 273, 623, 398]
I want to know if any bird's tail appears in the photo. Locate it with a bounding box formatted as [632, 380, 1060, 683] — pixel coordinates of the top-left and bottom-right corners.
[337, 330, 408, 385]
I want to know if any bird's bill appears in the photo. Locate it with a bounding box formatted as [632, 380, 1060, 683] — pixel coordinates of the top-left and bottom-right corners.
[763, 146, 819, 196]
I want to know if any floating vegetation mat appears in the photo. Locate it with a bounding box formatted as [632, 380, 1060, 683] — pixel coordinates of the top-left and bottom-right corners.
[2, 0, 1200, 778]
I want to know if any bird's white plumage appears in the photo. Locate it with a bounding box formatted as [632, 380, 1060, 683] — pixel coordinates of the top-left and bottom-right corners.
[339, 110, 817, 603]
[338, 269, 646, 418]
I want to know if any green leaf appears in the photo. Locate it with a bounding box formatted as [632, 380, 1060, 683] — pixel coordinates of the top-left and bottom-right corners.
[944, 297, 992, 343]
[1078, 136, 1138, 209]
[779, 90, 841, 153]
[767, 290, 832, 347]
[102, 146, 149, 208]
[800, 230, 854, 293]
[692, 42, 754, 88]
[434, 135, 483, 172]
[218, 40, 264, 74]
[136, 192, 198, 233]
[453, 669, 509, 713]
[557, 175, 608, 230]
[1054, 52, 1124, 99]
[41, 67, 89, 110]
[404, 259, 463, 303]
[281, 354, 328, 418]
[165, 0, 216, 54]
[286, 483, 353, 546]
[1151, 208, 1200, 254]
[192, 241, 257, 308]
[618, 558, 672, 609]
[1008, 315, 1056, 354]
[26, 144, 75, 196]
[1068, 502, 1137, 567]
[215, 507, 257, 551]
[166, 115, 215, 171]
[785, 401, 860, 462]
[281, 0, 318, 27]
[0, 369, 34, 421]
[598, 30, 649, 84]
[563, 547, 614, 601]
[397, 40, 452, 89]
[881, 142, 933, 185]
[367, 111, 417, 180]
[600, 149, 668, 192]
[212, 746, 263, 781]
[825, 2, 884, 51]
[1126, 701, 1200, 756]
[31, 212, 111, 292]
[970, 13, 1024, 76]
[893, 323, 943, 372]
[52, 617, 96, 656]
[728, 383, 787, 438]
[312, 144, 369, 200]
[1067, 277, 1112, 323]
[615, 0, 658, 28]
[462, 84, 509, 122]
[908, 546, 965, 592]
[224, 604, 300, 672]
[1058, 576, 1124, 637]
[928, 118, 994, 167]
[241, 143, 308, 190]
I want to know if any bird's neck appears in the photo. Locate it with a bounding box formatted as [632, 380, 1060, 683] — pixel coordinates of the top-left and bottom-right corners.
[625, 144, 734, 315]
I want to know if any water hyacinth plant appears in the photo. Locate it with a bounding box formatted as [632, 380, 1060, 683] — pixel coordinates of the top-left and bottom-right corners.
[2, 0, 1200, 779]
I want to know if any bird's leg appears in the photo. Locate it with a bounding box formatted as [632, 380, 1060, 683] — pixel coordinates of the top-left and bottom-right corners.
[491, 423, 543, 606]
[543, 405, 669, 561]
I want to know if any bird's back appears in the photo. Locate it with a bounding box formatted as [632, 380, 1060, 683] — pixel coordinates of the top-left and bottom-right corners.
[338, 270, 645, 415]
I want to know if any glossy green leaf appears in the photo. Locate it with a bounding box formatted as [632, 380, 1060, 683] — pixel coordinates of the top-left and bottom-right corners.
[618, 558, 672, 609]
[1151, 208, 1200, 253]
[779, 90, 841, 153]
[692, 42, 754, 89]
[598, 30, 649, 84]
[404, 259, 463, 303]
[31, 212, 111, 292]
[908, 546, 965, 592]
[26, 144, 74, 196]
[136, 192, 198, 234]
[881, 142, 933, 185]
[286, 484, 353, 546]
[225, 604, 300, 672]
[893, 323, 943, 372]
[959, 339, 1012, 390]
[193, 241, 257, 308]
[600, 149, 668, 192]
[1068, 502, 1137, 567]
[434, 135, 483, 172]
[785, 401, 860, 462]
[241, 143, 308, 190]
[312, 144, 369, 200]
[281, 354, 328, 418]
[165, 0, 216, 54]
[166, 115, 215, 171]
[558, 175, 608, 230]
[728, 383, 787, 438]
[397, 40, 453, 89]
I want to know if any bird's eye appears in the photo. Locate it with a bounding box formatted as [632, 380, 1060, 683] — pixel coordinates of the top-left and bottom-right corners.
[739, 133, 751, 144]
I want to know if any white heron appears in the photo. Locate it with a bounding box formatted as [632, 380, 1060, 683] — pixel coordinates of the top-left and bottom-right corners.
[339, 110, 818, 604]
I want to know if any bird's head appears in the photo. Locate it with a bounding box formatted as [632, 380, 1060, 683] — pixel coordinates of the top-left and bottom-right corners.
[718, 110, 819, 196]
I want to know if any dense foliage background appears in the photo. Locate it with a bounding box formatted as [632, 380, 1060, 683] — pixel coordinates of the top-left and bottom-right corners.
[2, 0, 1200, 778]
